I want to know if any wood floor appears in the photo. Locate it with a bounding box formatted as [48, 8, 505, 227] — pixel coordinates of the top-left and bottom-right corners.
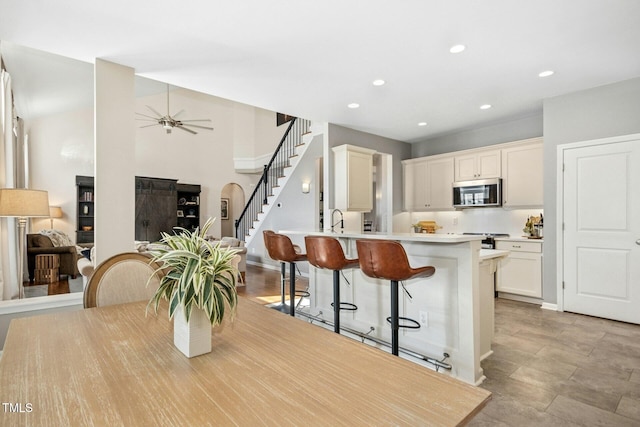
[29, 264, 640, 425]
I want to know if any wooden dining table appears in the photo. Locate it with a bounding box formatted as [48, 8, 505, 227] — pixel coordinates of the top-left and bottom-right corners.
[0, 297, 490, 426]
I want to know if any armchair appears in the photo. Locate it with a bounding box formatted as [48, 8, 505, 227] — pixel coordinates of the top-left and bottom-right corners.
[27, 234, 80, 282]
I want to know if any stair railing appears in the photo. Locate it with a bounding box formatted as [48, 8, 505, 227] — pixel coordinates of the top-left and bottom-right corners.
[235, 118, 310, 239]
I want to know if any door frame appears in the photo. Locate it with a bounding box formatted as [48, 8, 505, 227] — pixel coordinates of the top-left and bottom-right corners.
[556, 132, 640, 312]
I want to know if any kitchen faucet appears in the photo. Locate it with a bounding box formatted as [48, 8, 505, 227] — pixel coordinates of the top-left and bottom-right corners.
[331, 209, 344, 233]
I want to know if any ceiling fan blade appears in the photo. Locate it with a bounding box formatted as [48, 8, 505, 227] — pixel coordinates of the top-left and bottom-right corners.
[172, 109, 185, 119]
[136, 118, 158, 122]
[182, 124, 214, 131]
[146, 105, 164, 118]
[179, 119, 212, 123]
[175, 125, 197, 135]
[140, 123, 161, 128]
[136, 112, 160, 120]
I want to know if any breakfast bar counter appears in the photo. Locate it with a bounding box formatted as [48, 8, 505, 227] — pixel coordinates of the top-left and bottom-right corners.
[281, 230, 487, 385]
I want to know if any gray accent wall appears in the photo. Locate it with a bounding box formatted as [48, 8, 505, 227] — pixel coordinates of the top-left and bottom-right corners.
[411, 114, 543, 157]
[327, 124, 411, 214]
[543, 77, 640, 305]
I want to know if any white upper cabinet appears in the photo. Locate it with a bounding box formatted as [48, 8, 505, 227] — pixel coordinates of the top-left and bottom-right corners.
[501, 139, 543, 208]
[403, 155, 454, 211]
[454, 149, 501, 181]
[333, 144, 376, 212]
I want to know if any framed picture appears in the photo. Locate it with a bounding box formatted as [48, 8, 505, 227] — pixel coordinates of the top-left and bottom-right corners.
[177, 210, 184, 217]
[276, 113, 295, 126]
[221, 198, 229, 220]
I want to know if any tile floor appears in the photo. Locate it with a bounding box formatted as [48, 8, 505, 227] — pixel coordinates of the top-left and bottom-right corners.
[470, 298, 640, 426]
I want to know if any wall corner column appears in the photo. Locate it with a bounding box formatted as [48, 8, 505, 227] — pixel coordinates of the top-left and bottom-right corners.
[94, 59, 135, 264]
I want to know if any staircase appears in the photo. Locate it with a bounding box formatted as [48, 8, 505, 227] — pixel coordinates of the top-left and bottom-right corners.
[235, 118, 314, 244]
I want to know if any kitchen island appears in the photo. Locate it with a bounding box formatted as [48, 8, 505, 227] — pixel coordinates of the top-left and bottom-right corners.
[282, 230, 494, 385]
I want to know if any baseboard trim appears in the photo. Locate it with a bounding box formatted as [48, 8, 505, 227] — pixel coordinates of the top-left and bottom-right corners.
[497, 292, 542, 305]
[541, 302, 558, 311]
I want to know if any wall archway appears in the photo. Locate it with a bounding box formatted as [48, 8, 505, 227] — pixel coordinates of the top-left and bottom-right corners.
[220, 183, 245, 237]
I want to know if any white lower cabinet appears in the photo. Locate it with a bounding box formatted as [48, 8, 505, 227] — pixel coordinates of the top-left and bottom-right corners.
[496, 240, 542, 298]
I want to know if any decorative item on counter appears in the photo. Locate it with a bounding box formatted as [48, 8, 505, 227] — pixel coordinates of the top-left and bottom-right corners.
[417, 220, 442, 234]
[411, 223, 422, 233]
[523, 215, 543, 239]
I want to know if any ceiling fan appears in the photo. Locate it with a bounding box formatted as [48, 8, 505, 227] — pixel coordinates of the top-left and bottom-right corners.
[136, 84, 213, 134]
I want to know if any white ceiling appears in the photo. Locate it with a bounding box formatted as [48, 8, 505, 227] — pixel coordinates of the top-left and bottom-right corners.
[1, 0, 640, 143]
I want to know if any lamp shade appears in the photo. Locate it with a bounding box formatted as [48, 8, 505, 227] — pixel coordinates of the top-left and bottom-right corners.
[49, 206, 63, 218]
[0, 189, 50, 217]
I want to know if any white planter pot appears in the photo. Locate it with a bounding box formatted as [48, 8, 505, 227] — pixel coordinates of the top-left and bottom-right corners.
[173, 304, 212, 358]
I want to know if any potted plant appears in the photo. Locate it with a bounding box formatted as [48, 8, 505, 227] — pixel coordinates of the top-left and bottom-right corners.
[147, 217, 239, 358]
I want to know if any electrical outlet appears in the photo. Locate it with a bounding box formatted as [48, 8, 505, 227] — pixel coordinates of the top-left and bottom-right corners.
[419, 311, 429, 327]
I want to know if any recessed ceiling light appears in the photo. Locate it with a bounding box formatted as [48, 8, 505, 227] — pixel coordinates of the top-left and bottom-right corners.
[538, 70, 554, 77]
[449, 44, 466, 54]
[418, 122, 427, 127]
[348, 103, 360, 109]
[372, 79, 385, 86]
[480, 104, 492, 110]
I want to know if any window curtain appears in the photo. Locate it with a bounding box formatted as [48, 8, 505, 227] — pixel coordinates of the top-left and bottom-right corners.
[0, 69, 20, 300]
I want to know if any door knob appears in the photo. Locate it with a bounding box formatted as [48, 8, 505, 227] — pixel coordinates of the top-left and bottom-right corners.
[636, 239, 640, 245]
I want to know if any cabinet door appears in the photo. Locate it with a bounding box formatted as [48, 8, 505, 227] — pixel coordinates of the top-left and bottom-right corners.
[426, 157, 454, 210]
[502, 143, 543, 207]
[455, 150, 501, 181]
[496, 251, 542, 298]
[135, 178, 177, 242]
[477, 150, 501, 178]
[455, 154, 478, 181]
[404, 160, 429, 210]
[347, 150, 373, 211]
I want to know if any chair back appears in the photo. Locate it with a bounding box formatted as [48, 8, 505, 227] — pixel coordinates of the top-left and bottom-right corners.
[356, 239, 435, 282]
[305, 236, 358, 271]
[269, 233, 301, 263]
[263, 230, 275, 254]
[84, 252, 165, 308]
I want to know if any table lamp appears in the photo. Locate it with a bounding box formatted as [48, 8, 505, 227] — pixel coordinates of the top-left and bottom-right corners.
[49, 206, 63, 229]
[0, 189, 50, 299]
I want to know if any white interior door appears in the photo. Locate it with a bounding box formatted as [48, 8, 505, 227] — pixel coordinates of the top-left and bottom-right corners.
[563, 136, 640, 324]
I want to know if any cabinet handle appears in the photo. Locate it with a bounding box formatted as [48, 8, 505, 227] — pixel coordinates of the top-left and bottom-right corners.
[512, 245, 521, 248]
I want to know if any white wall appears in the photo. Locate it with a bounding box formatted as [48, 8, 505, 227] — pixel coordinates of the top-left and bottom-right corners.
[27, 107, 94, 237]
[247, 135, 323, 272]
[26, 85, 288, 242]
[95, 59, 136, 263]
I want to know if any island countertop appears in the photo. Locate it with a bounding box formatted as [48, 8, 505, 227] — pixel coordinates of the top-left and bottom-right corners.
[280, 230, 484, 244]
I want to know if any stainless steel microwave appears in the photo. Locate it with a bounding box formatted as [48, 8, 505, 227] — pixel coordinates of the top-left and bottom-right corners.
[453, 178, 502, 208]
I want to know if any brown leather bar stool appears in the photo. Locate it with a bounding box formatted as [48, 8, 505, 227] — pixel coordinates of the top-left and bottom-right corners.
[263, 230, 308, 316]
[356, 239, 435, 356]
[305, 236, 359, 334]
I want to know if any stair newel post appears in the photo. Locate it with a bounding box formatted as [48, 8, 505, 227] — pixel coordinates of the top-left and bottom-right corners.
[262, 165, 268, 205]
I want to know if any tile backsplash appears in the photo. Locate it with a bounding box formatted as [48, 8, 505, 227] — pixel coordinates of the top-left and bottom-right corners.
[407, 208, 544, 238]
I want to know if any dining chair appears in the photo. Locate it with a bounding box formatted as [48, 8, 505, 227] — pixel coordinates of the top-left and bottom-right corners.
[83, 252, 165, 308]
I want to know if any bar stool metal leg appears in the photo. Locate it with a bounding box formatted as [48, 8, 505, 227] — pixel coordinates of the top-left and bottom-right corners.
[281, 262, 286, 307]
[333, 270, 340, 333]
[391, 279, 399, 356]
[289, 262, 296, 317]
